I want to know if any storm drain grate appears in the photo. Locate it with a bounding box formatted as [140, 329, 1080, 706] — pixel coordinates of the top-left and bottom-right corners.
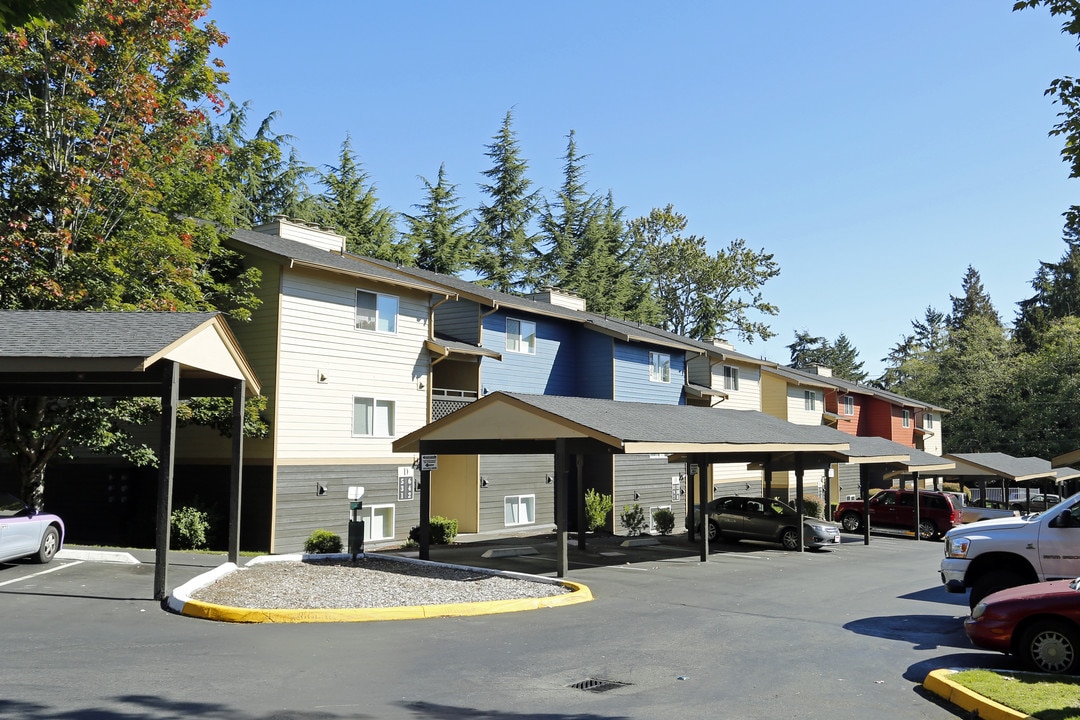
[567, 678, 630, 693]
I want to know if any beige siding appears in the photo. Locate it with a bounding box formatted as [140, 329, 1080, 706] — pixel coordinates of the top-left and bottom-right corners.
[786, 386, 822, 426]
[760, 373, 789, 420]
[711, 360, 762, 412]
[275, 268, 430, 461]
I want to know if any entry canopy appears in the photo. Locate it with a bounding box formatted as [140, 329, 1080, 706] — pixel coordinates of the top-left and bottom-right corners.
[944, 452, 1080, 485]
[394, 391, 852, 459]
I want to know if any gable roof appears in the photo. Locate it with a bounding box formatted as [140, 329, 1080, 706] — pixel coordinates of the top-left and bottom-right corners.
[944, 452, 1080, 483]
[394, 390, 852, 456]
[0, 311, 260, 395]
[764, 364, 949, 413]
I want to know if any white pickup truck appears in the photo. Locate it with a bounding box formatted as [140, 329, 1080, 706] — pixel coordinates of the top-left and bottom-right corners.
[940, 491, 1080, 609]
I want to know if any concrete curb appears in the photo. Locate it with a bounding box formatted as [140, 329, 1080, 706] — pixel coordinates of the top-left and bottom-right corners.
[923, 669, 1033, 720]
[167, 553, 593, 623]
[56, 549, 140, 564]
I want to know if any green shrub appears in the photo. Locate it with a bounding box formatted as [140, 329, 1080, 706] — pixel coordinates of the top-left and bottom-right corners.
[170, 506, 210, 550]
[620, 503, 647, 535]
[304, 529, 343, 554]
[408, 515, 459, 545]
[652, 508, 675, 535]
[801, 496, 824, 519]
[584, 489, 613, 531]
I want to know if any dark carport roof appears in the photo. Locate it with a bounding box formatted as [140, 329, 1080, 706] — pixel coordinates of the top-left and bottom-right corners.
[394, 391, 852, 455]
[944, 452, 1080, 483]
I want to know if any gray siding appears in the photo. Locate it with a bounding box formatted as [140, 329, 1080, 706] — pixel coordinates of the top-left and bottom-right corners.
[613, 455, 685, 535]
[477, 454, 554, 533]
[274, 464, 420, 552]
[434, 299, 481, 343]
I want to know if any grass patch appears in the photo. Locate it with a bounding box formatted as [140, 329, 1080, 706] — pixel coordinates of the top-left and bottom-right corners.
[950, 669, 1080, 719]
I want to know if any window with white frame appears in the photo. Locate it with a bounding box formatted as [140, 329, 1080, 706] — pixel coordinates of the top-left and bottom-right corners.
[902, 409, 911, 428]
[925, 413, 934, 429]
[353, 397, 396, 436]
[723, 366, 739, 391]
[504, 495, 536, 526]
[360, 504, 395, 542]
[648, 505, 672, 534]
[506, 318, 536, 354]
[650, 352, 671, 383]
[804, 390, 816, 411]
[843, 396, 855, 416]
[355, 290, 398, 333]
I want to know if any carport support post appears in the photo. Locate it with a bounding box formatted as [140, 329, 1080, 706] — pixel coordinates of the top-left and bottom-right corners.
[860, 464, 871, 546]
[555, 439, 569, 578]
[913, 471, 921, 542]
[686, 461, 695, 543]
[418, 441, 431, 561]
[698, 456, 709, 562]
[794, 456, 805, 552]
[228, 379, 245, 565]
[576, 455, 586, 551]
[154, 360, 179, 602]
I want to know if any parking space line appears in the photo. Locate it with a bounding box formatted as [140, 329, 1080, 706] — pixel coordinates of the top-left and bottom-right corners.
[0, 560, 83, 588]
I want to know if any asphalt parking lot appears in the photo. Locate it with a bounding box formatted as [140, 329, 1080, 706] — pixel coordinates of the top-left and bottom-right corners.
[2, 533, 1003, 719]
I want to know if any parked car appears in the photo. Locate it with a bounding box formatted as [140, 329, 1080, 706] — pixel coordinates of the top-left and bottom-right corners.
[962, 498, 1019, 524]
[0, 492, 64, 564]
[685, 496, 840, 550]
[965, 577, 1080, 674]
[1010, 494, 1062, 514]
[834, 489, 962, 540]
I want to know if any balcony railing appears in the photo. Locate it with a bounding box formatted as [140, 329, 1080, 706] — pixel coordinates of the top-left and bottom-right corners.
[431, 387, 477, 421]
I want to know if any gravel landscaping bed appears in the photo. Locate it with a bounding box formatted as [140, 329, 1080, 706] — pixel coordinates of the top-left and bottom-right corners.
[189, 555, 570, 610]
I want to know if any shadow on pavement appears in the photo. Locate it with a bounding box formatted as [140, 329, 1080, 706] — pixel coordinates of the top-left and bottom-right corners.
[844, 613, 971, 651]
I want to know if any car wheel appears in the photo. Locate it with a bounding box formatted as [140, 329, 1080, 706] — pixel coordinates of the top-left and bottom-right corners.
[36, 526, 59, 564]
[969, 571, 1025, 610]
[1020, 619, 1080, 674]
[779, 527, 800, 551]
[840, 512, 861, 533]
[706, 520, 719, 542]
[917, 519, 938, 541]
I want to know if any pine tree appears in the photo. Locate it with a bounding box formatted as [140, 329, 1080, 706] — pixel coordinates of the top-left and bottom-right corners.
[536, 130, 597, 290]
[314, 135, 406, 262]
[473, 110, 537, 293]
[404, 163, 474, 275]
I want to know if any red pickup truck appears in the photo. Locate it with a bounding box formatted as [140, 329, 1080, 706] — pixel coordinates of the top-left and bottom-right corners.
[834, 489, 962, 540]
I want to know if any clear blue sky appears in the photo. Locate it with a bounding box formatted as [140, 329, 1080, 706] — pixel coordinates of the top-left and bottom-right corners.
[205, 1, 1077, 377]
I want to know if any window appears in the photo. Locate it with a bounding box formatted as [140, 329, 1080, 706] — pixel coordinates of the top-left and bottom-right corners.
[804, 390, 816, 411]
[355, 290, 398, 333]
[925, 413, 934, 429]
[504, 495, 536, 526]
[360, 504, 395, 542]
[353, 397, 396, 436]
[648, 505, 672, 534]
[902, 409, 911, 428]
[723, 366, 739, 391]
[843, 396, 855, 416]
[650, 352, 671, 383]
[506, 318, 536, 354]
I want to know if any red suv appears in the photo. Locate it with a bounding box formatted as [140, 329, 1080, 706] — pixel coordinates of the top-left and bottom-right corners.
[835, 489, 961, 540]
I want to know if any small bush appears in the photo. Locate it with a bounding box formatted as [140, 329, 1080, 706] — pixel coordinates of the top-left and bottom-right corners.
[801, 496, 824, 519]
[304, 529, 343, 554]
[408, 515, 459, 545]
[652, 508, 675, 535]
[584, 489, 613, 531]
[170, 506, 210, 550]
[620, 503, 647, 535]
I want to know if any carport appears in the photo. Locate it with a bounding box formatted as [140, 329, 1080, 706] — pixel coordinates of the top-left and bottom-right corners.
[394, 391, 863, 576]
[0, 311, 260, 599]
[943, 452, 1080, 510]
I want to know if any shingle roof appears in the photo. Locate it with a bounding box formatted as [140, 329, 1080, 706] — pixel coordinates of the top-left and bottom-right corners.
[946, 452, 1062, 480]
[227, 228, 453, 296]
[0, 311, 217, 358]
[766, 364, 949, 413]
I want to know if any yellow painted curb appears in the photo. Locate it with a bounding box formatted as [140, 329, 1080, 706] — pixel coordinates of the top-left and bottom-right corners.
[171, 557, 593, 623]
[923, 669, 1033, 720]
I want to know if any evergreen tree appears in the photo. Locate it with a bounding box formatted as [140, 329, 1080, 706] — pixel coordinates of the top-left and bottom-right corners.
[210, 103, 315, 229]
[404, 163, 474, 275]
[473, 110, 537, 293]
[314, 135, 405, 262]
[877, 307, 946, 390]
[948, 266, 1001, 331]
[536, 130, 598, 290]
[1015, 239, 1080, 351]
[787, 331, 867, 383]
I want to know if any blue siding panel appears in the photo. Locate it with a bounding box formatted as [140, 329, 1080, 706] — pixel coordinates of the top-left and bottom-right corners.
[479, 312, 577, 395]
[613, 341, 685, 404]
[575, 329, 614, 399]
